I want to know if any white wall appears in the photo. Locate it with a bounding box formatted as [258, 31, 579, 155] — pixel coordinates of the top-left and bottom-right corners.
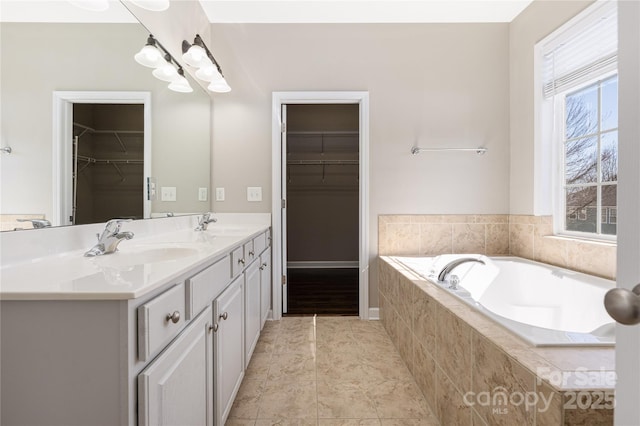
[508, 0, 593, 215]
[0, 23, 211, 223]
[210, 23, 511, 306]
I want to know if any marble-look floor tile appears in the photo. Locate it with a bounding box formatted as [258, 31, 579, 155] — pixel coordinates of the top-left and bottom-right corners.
[317, 379, 378, 419]
[226, 418, 257, 426]
[257, 381, 318, 420]
[246, 352, 273, 379]
[318, 420, 381, 426]
[255, 419, 318, 426]
[229, 379, 266, 419]
[267, 352, 316, 382]
[365, 380, 429, 419]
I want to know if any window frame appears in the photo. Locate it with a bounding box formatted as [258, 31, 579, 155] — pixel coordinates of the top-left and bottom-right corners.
[553, 72, 618, 241]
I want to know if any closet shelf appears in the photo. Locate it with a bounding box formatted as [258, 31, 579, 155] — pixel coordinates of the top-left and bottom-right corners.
[73, 122, 144, 153]
[287, 131, 358, 136]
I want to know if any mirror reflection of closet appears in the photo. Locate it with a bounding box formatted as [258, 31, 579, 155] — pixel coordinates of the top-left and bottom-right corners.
[72, 104, 144, 225]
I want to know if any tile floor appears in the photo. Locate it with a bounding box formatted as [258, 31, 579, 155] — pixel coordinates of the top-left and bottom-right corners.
[226, 316, 440, 425]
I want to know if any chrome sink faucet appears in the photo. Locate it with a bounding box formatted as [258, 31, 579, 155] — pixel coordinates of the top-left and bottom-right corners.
[437, 257, 485, 283]
[16, 218, 51, 229]
[195, 212, 217, 231]
[84, 219, 134, 257]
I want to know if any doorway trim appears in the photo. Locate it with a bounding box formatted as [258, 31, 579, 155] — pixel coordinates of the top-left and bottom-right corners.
[271, 91, 370, 320]
[52, 91, 151, 226]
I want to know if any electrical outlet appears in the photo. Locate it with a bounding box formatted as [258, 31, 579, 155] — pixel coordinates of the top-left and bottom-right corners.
[216, 187, 225, 201]
[198, 187, 208, 201]
[161, 186, 176, 202]
[247, 186, 262, 202]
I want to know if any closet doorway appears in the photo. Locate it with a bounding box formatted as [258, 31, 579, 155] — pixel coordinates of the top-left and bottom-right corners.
[72, 103, 144, 224]
[285, 104, 360, 315]
[53, 91, 151, 227]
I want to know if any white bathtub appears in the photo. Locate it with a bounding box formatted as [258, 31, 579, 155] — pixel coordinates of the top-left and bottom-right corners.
[391, 255, 615, 346]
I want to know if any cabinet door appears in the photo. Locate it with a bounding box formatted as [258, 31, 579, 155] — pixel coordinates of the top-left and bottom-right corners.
[260, 247, 272, 329]
[244, 261, 261, 367]
[138, 306, 213, 426]
[214, 275, 244, 426]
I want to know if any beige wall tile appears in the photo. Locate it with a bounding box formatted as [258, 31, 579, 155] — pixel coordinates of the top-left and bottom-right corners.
[486, 223, 510, 255]
[419, 223, 452, 255]
[435, 369, 472, 426]
[535, 236, 569, 269]
[475, 215, 509, 224]
[471, 332, 535, 425]
[396, 320, 414, 373]
[510, 223, 534, 258]
[435, 305, 472, 392]
[388, 223, 421, 255]
[412, 287, 437, 351]
[396, 276, 414, 324]
[562, 391, 614, 426]
[453, 223, 486, 254]
[566, 240, 616, 280]
[413, 340, 437, 412]
[535, 381, 563, 426]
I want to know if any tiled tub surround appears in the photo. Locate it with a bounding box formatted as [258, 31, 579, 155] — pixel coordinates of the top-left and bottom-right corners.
[379, 257, 614, 425]
[379, 215, 617, 280]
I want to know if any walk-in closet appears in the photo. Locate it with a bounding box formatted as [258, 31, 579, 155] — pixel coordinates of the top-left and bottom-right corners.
[72, 103, 144, 224]
[285, 104, 360, 315]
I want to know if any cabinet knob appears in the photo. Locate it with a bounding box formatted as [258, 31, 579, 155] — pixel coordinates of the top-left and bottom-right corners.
[238, 258, 245, 265]
[165, 311, 181, 324]
[219, 312, 229, 321]
[209, 323, 219, 333]
[249, 250, 255, 257]
[260, 262, 267, 270]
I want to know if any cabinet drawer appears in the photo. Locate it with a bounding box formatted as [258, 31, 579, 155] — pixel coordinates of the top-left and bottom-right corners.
[186, 255, 231, 320]
[231, 246, 245, 277]
[244, 240, 256, 264]
[253, 232, 267, 256]
[138, 283, 186, 362]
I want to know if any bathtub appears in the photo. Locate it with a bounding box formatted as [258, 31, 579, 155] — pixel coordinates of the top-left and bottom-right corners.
[391, 254, 615, 346]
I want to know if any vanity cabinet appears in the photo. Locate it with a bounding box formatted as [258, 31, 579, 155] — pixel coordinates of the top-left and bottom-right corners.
[260, 247, 272, 329]
[213, 275, 245, 425]
[244, 260, 261, 367]
[138, 305, 213, 426]
[0, 224, 271, 426]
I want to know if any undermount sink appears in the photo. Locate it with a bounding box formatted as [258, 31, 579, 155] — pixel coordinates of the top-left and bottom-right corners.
[91, 246, 199, 268]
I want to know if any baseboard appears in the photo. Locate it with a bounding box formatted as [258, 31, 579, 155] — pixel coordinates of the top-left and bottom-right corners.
[368, 308, 380, 320]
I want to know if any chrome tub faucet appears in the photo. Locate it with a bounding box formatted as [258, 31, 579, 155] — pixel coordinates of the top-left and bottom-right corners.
[84, 219, 134, 257]
[437, 257, 486, 283]
[195, 212, 217, 231]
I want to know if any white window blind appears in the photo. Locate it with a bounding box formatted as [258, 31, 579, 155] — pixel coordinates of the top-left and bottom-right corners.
[542, 0, 617, 98]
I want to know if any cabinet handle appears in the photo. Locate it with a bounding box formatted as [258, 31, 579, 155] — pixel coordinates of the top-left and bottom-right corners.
[238, 258, 245, 265]
[165, 311, 180, 324]
[209, 323, 219, 333]
[219, 312, 229, 321]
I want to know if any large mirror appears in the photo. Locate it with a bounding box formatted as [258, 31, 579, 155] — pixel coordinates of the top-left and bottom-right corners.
[0, 1, 211, 231]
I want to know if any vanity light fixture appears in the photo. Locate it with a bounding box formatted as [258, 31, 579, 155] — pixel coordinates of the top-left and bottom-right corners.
[134, 34, 193, 93]
[182, 34, 231, 93]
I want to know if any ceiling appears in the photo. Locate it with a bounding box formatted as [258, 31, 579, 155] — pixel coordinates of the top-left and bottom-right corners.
[1, 0, 533, 23]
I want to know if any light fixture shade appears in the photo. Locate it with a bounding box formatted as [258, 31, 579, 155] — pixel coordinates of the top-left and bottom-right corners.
[129, 0, 169, 11]
[68, 0, 109, 11]
[208, 78, 231, 93]
[152, 61, 179, 82]
[134, 44, 164, 68]
[183, 45, 212, 68]
[195, 65, 222, 82]
[168, 75, 193, 93]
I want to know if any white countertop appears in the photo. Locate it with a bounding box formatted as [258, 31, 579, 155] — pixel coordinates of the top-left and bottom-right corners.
[0, 214, 270, 301]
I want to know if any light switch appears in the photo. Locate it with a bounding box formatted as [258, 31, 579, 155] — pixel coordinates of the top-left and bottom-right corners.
[216, 187, 225, 201]
[198, 187, 208, 201]
[247, 186, 262, 202]
[161, 186, 176, 202]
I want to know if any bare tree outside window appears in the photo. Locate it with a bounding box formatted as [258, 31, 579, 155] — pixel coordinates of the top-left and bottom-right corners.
[563, 76, 618, 236]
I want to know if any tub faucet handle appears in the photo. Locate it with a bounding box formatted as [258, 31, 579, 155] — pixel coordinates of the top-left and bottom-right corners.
[448, 274, 460, 290]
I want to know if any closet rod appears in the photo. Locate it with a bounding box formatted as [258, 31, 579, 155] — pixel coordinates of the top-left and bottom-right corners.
[73, 122, 144, 134]
[287, 131, 359, 136]
[76, 155, 143, 164]
[411, 146, 487, 155]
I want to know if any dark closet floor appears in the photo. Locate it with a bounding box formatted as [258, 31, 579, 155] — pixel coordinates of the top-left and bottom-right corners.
[285, 268, 359, 315]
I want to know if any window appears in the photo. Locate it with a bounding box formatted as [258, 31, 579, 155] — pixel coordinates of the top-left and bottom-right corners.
[562, 75, 618, 236]
[537, 0, 618, 240]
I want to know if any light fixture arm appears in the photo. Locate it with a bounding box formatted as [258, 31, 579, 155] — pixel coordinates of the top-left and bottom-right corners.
[183, 34, 225, 77]
[149, 34, 185, 74]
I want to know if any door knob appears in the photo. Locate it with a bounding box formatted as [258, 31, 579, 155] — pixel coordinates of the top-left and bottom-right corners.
[604, 283, 640, 325]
